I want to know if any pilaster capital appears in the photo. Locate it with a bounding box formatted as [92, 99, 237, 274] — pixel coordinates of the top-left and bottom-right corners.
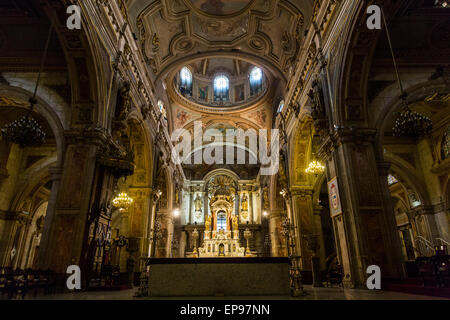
[64, 127, 109, 146]
[290, 187, 313, 198]
[411, 205, 435, 218]
[313, 204, 324, 215]
[318, 127, 378, 160]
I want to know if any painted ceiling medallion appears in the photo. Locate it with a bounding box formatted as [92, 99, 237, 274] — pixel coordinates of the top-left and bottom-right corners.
[189, 0, 253, 16]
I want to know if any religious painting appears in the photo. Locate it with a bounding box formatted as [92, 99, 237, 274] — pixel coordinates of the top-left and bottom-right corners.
[198, 85, 208, 101]
[175, 109, 191, 128]
[190, 0, 251, 16]
[234, 84, 245, 102]
[328, 177, 342, 217]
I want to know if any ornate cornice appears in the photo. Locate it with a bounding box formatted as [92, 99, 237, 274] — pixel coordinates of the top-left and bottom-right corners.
[317, 127, 378, 160]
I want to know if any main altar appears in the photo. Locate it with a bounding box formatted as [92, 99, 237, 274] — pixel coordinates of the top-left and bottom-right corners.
[181, 171, 256, 258]
[188, 176, 253, 257]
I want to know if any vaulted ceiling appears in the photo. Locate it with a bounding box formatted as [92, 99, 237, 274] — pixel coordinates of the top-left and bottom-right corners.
[123, 0, 314, 140]
[128, 0, 313, 84]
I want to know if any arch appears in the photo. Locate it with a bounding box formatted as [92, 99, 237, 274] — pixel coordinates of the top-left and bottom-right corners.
[384, 153, 432, 206]
[127, 114, 154, 187]
[10, 158, 56, 213]
[20, 201, 49, 269]
[333, 1, 404, 126]
[373, 78, 450, 155]
[0, 84, 66, 167]
[203, 169, 240, 186]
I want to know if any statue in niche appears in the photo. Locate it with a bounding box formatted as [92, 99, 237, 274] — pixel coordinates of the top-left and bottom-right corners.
[232, 215, 239, 231]
[218, 243, 225, 256]
[194, 194, 203, 212]
[307, 79, 328, 134]
[115, 81, 131, 121]
[241, 194, 248, 211]
[205, 215, 211, 231]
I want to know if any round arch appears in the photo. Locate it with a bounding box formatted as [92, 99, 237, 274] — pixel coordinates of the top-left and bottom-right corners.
[0, 85, 66, 167]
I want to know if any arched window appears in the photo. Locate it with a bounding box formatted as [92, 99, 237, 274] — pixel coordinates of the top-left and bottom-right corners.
[387, 174, 398, 186]
[158, 100, 167, 120]
[217, 212, 227, 231]
[277, 100, 285, 113]
[442, 126, 450, 160]
[214, 75, 229, 101]
[249, 67, 263, 96]
[179, 67, 192, 96]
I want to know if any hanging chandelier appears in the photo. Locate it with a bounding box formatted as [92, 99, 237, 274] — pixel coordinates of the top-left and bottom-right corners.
[1, 26, 53, 148]
[380, 8, 432, 140]
[392, 103, 432, 139]
[305, 160, 325, 175]
[435, 0, 448, 7]
[1, 101, 46, 147]
[112, 192, 134, 211]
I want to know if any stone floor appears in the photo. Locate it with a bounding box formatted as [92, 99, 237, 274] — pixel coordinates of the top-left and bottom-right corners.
[24, 286, 449, 300]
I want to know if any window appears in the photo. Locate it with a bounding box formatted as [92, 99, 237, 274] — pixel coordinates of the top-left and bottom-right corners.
[277, 100, 285, 113]
[387, 174, 398, 186]
[249, 67, 263, 96]
[158, 100, 167, 120]
[214, 75, 229, 101]
[217, 212, 227, 231]
[408, 192, 421, 208]
[442, 126, 450, 160]
[180, 67, 192, 96]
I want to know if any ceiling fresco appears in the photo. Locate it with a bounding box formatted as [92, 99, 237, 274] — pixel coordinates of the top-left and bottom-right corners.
[135, 0, 311, 81]
[189, 0, 253, 16]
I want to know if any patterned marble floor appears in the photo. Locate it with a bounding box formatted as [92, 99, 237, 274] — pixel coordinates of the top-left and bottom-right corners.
[24, 286, 449, 300]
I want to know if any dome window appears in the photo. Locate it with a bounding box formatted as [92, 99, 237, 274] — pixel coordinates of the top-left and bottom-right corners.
[214, 75, 229, 101]
[180, 67, 192, 96]
[249, 67, 263, 96]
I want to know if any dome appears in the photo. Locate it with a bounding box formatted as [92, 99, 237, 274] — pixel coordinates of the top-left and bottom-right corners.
[170, 57, 270, 112]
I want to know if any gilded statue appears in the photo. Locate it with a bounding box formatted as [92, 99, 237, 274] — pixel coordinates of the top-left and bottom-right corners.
[232, 215, 238, 231]
[205, 215, 211, 231]
[241, 194, 248, 211]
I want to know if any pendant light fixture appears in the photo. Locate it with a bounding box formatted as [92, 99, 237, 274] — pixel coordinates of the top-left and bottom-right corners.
[1, 25, 54, 148]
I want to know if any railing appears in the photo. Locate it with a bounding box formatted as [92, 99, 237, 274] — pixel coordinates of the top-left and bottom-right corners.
[435, 238, 450, 246]
[176, 82, 269, 109]
[415, 236, 435, 257]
